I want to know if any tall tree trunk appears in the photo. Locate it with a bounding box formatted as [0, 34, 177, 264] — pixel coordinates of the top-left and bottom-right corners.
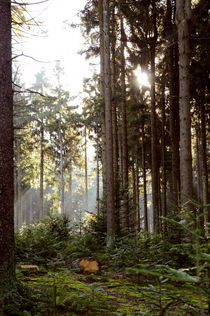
[200, 99, 209, 235]
[150, 0, 159, 233]
[161, 74, 167, 234]
[69, 162, 73, 221]
[84, 127, 88, 212]
[142, 118, 148, 231]
[103, 0, 115, 245]
[0, 0, 16, 308]
[98, 0, 106, 197]
[132, 159, 137, 233]
[110, 3, 120, 232]
[96, 138, 100, 216]
[176, 0, 193, 205]
[29, 191, 33, 225]
[14, 165, 18, 231]
[120, 14, 129, 231]
[150, 43, 159, 232]
[17, 137, 22, 229]
[136, 156, 140, 233]
[59, 118, 64, 214]
[167, 0, 180, 208]
[39, 123, 44, 220]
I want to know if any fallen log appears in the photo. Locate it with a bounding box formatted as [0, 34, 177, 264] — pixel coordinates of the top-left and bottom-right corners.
[18, 265, 39, 275]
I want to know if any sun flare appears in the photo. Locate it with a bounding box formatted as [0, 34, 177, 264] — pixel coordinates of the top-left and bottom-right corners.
[134, 66, 150, 87]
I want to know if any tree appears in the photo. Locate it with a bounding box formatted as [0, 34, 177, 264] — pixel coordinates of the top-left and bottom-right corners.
[0, 0, 16, 309]
[103, 0, 115, 245]
[176, 0, 193, 204]
[120, 12, 129, 231]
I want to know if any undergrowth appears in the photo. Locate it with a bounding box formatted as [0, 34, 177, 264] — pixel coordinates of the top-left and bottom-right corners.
[11, 206, 209, 315]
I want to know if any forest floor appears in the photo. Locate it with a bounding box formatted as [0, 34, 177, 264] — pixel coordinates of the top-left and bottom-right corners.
[15, 266, 208, 316]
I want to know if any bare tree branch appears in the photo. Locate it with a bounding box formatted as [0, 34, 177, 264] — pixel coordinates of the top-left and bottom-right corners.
[12, 52, 53, 64]
[13, 82, 56, 99]
[12, 0, 49, 6]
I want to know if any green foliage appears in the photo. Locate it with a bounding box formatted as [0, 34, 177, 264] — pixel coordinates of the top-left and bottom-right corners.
[15, 214, 106, 268]
[15, 215, 71, 266]
[14, 206, 209, 315]
[63, 232, 102, 262]
[107, 231, 189, 270]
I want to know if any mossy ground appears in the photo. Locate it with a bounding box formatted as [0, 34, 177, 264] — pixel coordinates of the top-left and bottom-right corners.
[13, 268, 208, 316]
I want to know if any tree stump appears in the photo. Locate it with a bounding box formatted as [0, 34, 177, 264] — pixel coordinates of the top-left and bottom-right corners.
[71, 258, 100, 274]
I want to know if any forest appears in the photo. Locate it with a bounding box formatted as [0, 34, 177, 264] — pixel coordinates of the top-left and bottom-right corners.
[0, 0, 209, 315]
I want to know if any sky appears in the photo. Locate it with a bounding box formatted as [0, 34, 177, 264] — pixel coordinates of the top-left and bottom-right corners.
[16, 0, 93, 95]
[14, 0, 97, 158]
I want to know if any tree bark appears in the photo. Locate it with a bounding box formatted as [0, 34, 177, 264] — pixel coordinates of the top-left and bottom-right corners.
[142, 117, 148, 231]
[150, 42, 159, 233]
[17, 137, 22, 229]
[110, 2, 120, 232]
[200, 99, 209, 235]
[84, 127, 88, 212]
[150, 1, 159, 233]
[120, 14, 129, 231]
[98, 0, 106, 197]
[69, 162, 73, 221]
[161, 74, 167, 234]
[136, 156, 140, 233]
[39, 123, 44, 220]
[166, 0, 180, 208]
[0, 0, 16, 308]
[132, 159, 137, 233]
[103, 0, 115, 245]
[176, 0, 193, 206]
[96, 139, 100, 216]
[59, 117, 64, 214]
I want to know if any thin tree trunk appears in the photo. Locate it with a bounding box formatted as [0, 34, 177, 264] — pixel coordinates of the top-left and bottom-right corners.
[161, 74, 167, 234]
[142, 118, 148, 232]
[132, 159, 137, 233]
[69, 162, 73, 221]
[98, 0, 106, 197]
[39, 123, 44, 220]
[103, 0, 115, 245]
[96, 138, 100, 216]
[167, 0, 180, 208]
[150, 43, 159, 233]
[120, 14, 129, 231]
[84, 127, 88, 212]
[136, 156, 140, 233]
[30, 191, 33, 225]
[17, 138, 22, 229]
[14, 166, 18, 231]
[110, 2, 120, 231]
[150, 0, 159, 232]
[59, 118, 64, 214]
[176, 0, 193, 205]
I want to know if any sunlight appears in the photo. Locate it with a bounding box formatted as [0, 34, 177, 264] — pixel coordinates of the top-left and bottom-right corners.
[134, 66, 150, 88]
